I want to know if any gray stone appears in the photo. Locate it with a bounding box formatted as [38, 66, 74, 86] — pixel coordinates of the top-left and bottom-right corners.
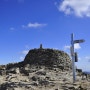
[31, 76, 39, 81]
[36, 71, 46, 75]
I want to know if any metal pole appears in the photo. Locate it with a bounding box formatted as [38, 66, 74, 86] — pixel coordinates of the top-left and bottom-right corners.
[71, 33, 76, 83]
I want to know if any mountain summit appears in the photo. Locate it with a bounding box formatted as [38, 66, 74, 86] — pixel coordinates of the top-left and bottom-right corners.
[24, 48, 72, 69]
[0, 47, 90, 90]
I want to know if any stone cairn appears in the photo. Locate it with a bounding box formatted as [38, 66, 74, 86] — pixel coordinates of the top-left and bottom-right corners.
[24, 45, 72, 70]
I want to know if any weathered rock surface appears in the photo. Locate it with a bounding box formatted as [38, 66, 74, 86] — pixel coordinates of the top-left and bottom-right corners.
[24, 48, 72, 69]
[0, 48, 90, 90]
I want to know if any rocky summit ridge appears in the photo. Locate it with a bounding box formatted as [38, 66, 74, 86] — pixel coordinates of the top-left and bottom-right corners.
[0, 47, 90, 90]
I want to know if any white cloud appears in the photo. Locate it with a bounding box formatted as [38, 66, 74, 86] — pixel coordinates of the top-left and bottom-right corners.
[22, 22, 47, 29]
[85, 56, 90, 62]
[64, 45, 70, 50]
[20, 56, 24, 61]
[78, 57, 81, 60]
[19, 49, 29, 61]
[74, 43, 81, 50]
[21, 50, 29, 55]
[59, 0, 90, 17]
[64, 43, 81, 50]
[85, 56, 90, 59]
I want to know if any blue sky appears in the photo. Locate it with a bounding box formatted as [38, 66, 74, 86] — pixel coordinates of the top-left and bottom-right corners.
[0, 0, 90, 71]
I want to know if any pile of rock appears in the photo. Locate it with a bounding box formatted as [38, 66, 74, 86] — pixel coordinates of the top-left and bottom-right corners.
[24, 48, 72, 70]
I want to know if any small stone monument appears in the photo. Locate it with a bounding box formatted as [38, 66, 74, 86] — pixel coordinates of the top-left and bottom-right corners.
[40, 44, 43, 49]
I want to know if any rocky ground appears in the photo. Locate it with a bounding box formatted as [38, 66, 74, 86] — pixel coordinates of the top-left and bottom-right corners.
[0, 64, 90, 90]
[0, 48, 90, 90]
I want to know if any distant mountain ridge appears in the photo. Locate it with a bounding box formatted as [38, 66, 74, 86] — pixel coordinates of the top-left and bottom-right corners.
[83, 71, 90, 74]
